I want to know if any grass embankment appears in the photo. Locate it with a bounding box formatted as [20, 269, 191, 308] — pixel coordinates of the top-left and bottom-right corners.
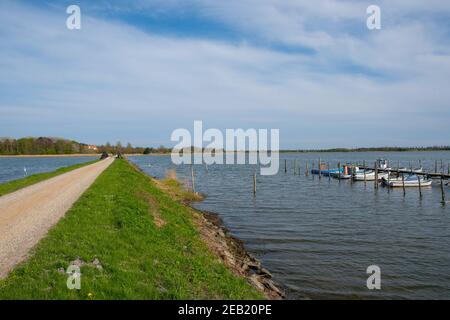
[0, 160, 99, 197]
[0, 159, 263, 299]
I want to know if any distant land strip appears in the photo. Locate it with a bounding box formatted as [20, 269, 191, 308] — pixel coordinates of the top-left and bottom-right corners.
[1, 137, 449, 155]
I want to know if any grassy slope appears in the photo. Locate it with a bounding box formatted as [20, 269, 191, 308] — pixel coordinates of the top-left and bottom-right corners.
[0, 160, 98, 197]
[0, 159, 262, 300]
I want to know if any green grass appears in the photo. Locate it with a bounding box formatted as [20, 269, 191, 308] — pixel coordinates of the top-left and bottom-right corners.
[0, 159, 99, 197]
[0, 159, 263, 300]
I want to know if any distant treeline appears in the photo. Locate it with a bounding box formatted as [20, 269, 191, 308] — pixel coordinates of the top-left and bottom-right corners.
[2, 137, 449, 155]
[0, 137, 97, 155]
[97, 142, 171, 155]
[0, 137, 174, 155]
[280, 146, 450, 153]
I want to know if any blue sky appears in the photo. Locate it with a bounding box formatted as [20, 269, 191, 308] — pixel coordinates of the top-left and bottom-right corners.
[1, 0, 450, 148]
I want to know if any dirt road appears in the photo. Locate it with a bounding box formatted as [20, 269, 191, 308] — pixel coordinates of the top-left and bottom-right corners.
[0, 157, 114, 278]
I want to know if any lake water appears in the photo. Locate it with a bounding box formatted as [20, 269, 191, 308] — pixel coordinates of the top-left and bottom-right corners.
[0, 156, 98, 184]
[129, 152, 450, 300]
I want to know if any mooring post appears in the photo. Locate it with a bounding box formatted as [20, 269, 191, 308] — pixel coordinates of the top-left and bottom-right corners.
[285, 159, 287, 173]
[191, 165, 196, 194]
[402, 173, 406, 196]
[318, 158, 322, 179]
[363, 160, 367, 184]
[387, 169, 390, 192]
[418, 174, 422, 199]
[312, 161, 315, 179]
[441, 175, 446, 205]
[328, 162, 331, 182]
[397, 160, 400, 177]
[305, 161, 309, 176]
[374, 161, 378, 189]
[253, 172, 257, 196]
[338, 162, 341, 181]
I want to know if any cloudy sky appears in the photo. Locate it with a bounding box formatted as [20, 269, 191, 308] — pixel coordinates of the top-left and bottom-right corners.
[1, 0, 449, 148]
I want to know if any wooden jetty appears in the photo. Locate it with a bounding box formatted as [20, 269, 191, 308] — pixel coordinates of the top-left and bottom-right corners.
[356, 165, 450, 179]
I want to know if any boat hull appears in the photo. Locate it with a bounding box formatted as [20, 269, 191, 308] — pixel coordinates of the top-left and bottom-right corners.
[386, 180, 432, 187]
[311, 168, 343, 176]
[382, 176, 433, 187]
[353, 172, 389, 181]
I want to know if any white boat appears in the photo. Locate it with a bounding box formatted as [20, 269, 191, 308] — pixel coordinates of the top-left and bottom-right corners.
[384, 175, 432, 188]
[353, 171, 389, 181]
[377, 159, 390, 170]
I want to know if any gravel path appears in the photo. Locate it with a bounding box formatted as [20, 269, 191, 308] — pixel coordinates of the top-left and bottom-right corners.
[0, 157, 114, 278]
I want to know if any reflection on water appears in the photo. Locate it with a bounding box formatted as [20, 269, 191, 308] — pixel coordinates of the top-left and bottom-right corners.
[129, 152, 450, 299]
[0, 156, 97, 184]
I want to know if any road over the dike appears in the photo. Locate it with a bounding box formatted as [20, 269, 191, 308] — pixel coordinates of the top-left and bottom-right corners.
[0, 157, 114, 278]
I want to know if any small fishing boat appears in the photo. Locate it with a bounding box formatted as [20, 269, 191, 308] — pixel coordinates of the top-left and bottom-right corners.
[384, 175, 432, 188]
[377, 159, 390, 170]
[353, 171, 389, 181]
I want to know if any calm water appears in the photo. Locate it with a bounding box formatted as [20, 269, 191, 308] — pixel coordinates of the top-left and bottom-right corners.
[129, 152, 450, 300]
[0, 156, 98, 184]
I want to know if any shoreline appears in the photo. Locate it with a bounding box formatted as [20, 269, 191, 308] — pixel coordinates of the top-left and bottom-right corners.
[129, 159, 285, 299]
[126, 159, 286, 300]
[194, 209, 285, 299]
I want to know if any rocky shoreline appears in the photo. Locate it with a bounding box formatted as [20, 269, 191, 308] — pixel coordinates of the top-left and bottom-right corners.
[193, 209, 285, 300]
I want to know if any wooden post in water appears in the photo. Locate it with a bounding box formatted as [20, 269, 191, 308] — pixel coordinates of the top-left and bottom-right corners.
[435, 160, 438, 174]
[305, 161, 309, 176]
[387, 169, 390, 192]
[374, 161, 378, 189]
[441, 175, 446, 205]
[397, 160, 400, 178]
[402, 173, 406, 196]
[338, 162, 341, 181]
[191, 165, 196, 194]
[285, 159, 287, 173]
[418, 174, 422, 199]
[328, 162, 331, 182]
[312, 161, 315, 179]
[363, 160, 367, 184]
[318, 158, 322, 179]
[253, 172, 257, 196]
